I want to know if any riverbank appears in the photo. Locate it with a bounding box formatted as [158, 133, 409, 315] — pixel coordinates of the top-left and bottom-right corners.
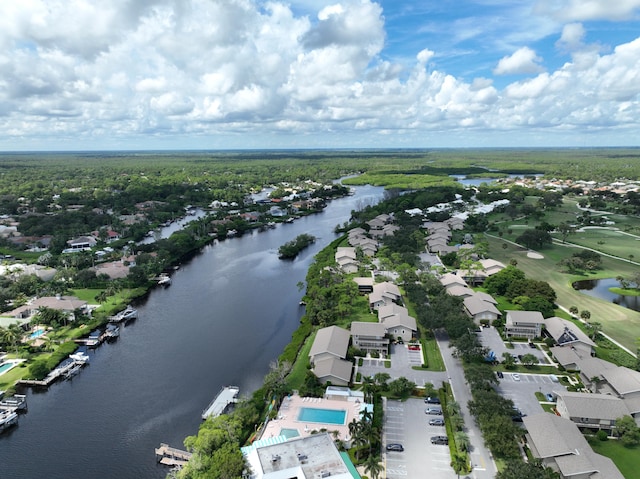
[0, 183, 385, 479]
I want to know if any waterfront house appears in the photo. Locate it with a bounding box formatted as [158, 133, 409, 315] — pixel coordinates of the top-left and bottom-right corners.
[309, 326, 350, 365]
[309, 326, 353, 386]
[504, 310, 545, 339]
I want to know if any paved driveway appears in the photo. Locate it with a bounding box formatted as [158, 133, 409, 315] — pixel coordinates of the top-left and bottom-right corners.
[383, 398, 456, 479]
[356, 344, 448, 388]
[477, 327, 549, 364]
[496, 372, 567, 417]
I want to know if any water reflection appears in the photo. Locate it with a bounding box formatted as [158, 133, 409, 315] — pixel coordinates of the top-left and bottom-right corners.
[572, 278, 640, 312]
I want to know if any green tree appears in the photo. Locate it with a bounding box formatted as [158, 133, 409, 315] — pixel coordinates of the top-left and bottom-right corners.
[580, 310, 591, 321]
[450, 453, 468, 478]
[0, 323, 23, 354]
[363, 455, 383, 479]
[516, 229, 552, 249]
[496, 460, 559, 479]
[388, 377, 416, 400]
[616, 415, 640, 446]
[454, 431, 470, 452]
[502, 352, 516, 369]
[520, 353, 537, 367]
[373, 372, 390, 389]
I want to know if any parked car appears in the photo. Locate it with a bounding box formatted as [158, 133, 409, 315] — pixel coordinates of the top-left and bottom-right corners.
[424, 396, 441, 404]
[512, 408, 526, 422]
[386, 443, 404, 452]
[546, 393, 555, 402]
[429, 418, 445, 426]
[425, 407, 443, 415]
[496, 371, 504, 379]
[430, 435, 448, 445]
[529, 342, 536, 349]
[512, 373, 520, 381]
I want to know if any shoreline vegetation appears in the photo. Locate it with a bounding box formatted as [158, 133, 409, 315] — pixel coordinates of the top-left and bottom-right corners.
[277, 233, 316, 259]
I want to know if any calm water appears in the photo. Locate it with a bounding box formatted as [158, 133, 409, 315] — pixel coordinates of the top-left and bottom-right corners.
[0, 184, 383, 479]
[572, 278, 640, 312]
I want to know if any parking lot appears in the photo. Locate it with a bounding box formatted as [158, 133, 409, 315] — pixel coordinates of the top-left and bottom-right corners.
[496, 372, 566, 418]
[477, 326, 550, 364]
[357, 344, 448, 388]
[384, 398, 456, 479]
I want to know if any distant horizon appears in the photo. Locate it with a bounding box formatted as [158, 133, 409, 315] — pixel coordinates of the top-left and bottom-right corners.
[2, 145, 640, 155]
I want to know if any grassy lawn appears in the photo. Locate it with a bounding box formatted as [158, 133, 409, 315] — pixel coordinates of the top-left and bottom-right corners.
[484, 235, 640, 352]
[590, 438, 639, 479]
[285, 332, 314, 390]
[422, 337, 446, 371]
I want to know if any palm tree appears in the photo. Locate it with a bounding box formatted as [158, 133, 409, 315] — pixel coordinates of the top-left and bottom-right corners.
[449, 413, 465, 432]
[454, 431, 470, 452]
[450, 453, 468, 478]
[362, 376, 377, 403]
[0, 323, 23, 354]
[363, 454, 384, 479]
[447, 400, 461, 416]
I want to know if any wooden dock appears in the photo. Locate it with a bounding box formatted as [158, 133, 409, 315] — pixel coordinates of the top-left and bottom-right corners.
[18, 358, 85, 388]
[202, 386, 239, 420]
[155, 443, 192, 467]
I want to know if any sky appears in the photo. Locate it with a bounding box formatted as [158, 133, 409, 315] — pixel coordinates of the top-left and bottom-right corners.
[1, 0, 640, 151]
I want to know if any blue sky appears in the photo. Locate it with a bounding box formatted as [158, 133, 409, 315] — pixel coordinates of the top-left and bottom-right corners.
[1, 0, 640, 150]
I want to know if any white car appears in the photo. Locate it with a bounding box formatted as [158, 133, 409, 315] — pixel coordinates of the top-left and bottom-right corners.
[512, 373, 521, 381]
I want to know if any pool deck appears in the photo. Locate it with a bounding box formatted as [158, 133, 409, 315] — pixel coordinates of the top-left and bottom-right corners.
[260, 393, 363, 442]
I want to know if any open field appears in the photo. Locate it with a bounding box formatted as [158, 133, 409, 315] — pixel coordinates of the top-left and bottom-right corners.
[590, 439, 639, 479]
[485, 235, 640, 352]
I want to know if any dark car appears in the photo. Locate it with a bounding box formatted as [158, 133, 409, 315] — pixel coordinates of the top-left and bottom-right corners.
[386, 443, 404, 452]
[430, 435, 448, 445]
[429, 418, 445, 426]
[424, 396, 441, 404]
[425, 407, 443, 415]
[512, 409, 526, 422]
[529, 342, 536, 349]
[496, 371, 504, 379]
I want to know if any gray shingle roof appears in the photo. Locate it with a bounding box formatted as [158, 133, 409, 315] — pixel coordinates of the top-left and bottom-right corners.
[309, 326, 350, 360]
[523, 413, 624, 479]
[557, 391, 630, 421]
[545, 316, 596, 348]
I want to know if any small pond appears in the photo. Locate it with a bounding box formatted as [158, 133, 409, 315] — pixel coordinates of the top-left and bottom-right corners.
[572, 278, 640, 312]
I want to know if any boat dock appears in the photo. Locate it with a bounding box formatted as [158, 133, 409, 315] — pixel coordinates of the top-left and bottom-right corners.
[18, 357, 87, 388]
[155, 443, 192, 467]
[0, 394, 27, 412]
[202, 386, 240, 420]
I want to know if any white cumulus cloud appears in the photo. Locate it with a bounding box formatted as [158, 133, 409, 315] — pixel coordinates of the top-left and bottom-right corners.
[494, 47, 545, 75]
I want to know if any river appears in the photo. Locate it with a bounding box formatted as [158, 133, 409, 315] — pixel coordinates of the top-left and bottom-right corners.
[0, 184, 384, 479]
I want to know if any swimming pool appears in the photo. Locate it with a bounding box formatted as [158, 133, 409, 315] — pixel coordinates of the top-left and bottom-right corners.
[298, 407, 347, 425]
[0, 361, 17, 375]
[29, 328, 45, 340]
[279, 428, 300, 439]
